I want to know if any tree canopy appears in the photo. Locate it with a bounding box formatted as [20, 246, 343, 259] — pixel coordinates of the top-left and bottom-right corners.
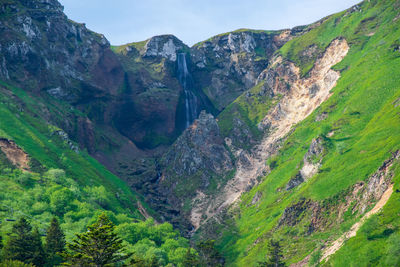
[62, 213, 130, 266]
[2, 218, 46, 266]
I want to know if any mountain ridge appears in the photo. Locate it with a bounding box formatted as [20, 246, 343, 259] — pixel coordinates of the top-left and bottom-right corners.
[1, 0, 400, 266]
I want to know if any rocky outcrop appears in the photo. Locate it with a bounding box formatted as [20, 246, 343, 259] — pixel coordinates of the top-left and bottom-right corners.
[162, 111, 233, 179]
[155, 111, 234, 230]
[188, 38, 349, 230]
[286, 136, 326, 190]
[0, 138, 30, 170]
[278, 198, 316, 227]
[52, 129, 79, 153]
[190, 29, 303, 110]
[279, 151, 400, 236]
[142, 35, 186, 61]
[0, 0, 122, 99]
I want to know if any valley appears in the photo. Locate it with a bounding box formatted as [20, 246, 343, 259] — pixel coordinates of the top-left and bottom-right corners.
[0, 0, 400, 266]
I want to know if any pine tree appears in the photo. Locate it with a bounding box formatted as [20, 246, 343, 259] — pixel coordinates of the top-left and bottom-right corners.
[183, 248, 200, 267]
[0, 234, 3, 262]
[31, 228, 46, 267]
[258, 240, 286, 267]
[63, 213, 130, 266]
[197, 240, 224, 266]
[45, 217, 66, 266]
[0, 259, 35, 267]
[3, 217, 46, 266]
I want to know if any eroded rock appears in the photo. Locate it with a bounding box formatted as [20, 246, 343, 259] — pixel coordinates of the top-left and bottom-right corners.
[0, 138, 30, 170]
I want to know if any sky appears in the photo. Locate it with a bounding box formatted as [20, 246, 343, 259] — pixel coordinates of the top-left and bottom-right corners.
[58, 0, 361, 47]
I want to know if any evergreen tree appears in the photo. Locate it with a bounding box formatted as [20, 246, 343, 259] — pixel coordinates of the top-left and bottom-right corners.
[0, 234, 3, 262]
[45, 217, 66, 266]
[129, 254, 147, 267]
[3, 218, 46, 266]
[62, 213, 130, 266]
[31, 228, 46, 267]
[0, 259, 35, 267]
[182, 248, 200, 267]
[197, 240, 224, 266]
[258, 240, 285, 267]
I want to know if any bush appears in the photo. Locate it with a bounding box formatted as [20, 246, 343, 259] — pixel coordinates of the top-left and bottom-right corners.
[44, 169, 66, 184]
[50, 188, 75, 216]
[16, 172, 34, 187]
[0, 260, 35, 267]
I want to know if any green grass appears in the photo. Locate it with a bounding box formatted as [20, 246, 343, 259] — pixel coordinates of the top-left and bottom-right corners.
[217, 81, 281, 149]
[111, 40, 148, 54]
[0, 80, 144, 227]
[212, 0, 400, 265]
[0, 79, 197, 265]
[326, 163, 400, 266]
[0, 85, 138, 202]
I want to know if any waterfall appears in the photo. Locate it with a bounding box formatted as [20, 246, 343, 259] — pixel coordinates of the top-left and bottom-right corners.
[177, 53, 198, 128]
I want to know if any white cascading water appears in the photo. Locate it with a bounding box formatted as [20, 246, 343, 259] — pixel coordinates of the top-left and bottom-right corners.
[177, 53, 198, 128]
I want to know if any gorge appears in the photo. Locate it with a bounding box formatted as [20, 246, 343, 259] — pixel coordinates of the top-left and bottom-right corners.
[0, 0, 400, 266]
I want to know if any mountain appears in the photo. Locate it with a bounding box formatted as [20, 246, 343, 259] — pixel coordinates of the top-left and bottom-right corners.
[1, 0, 400, 266]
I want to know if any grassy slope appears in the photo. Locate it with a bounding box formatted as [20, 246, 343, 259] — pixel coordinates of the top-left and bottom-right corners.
[327, 162, 400, 266]
[214, 0, 400, 265]
[0, 80, 143, 234]
[0, 81, 197, 266]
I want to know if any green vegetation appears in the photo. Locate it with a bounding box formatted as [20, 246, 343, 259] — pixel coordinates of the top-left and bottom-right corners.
[0, 260, 35, 267]
[45, 218, 65, 266]
[0, 213, 197, 266]
[211, 0, 400, 265]
[197, 240, 224, 267]
[257, 240, 286, 267]
[0, 79, 196, 266]
[327, 161, 400, 266]
[217, 80, 280, 150]
[111, 40, 148, 54]
[63, 213, 129, 266]
[2, 0, 400, 266]
[2, 218, 45, 266]
[118, 219, 199, 266]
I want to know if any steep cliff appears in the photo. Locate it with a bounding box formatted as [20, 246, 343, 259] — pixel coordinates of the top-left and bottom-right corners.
[1, 0, 400, 265]
[190, 29, 303, 111]
[198, 1, 400, 266]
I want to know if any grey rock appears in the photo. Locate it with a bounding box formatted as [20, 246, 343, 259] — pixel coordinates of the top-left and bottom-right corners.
[142, 35, 185, 61]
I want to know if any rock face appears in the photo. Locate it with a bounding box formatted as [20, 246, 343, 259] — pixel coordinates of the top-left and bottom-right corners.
[0, 138, 30, 170]
[0, 0, 122, 99]
[162, 111, 233, 182]
[187, 38, 349, 230]
[190, 30, 302, 110]
[278, 150, 400, 235]
[156, 111, 234, 230]
[142, 35, 185, 61]
[0, 0, 356, 238]
[286, 136, 326, 190]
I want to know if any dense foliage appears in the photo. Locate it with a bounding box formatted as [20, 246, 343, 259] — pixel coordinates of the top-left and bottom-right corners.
[45, 218, 65, 266]
[0, 214, 199, 266]
[2, 218, 45, 266]
[0, 82, 196, 266]
[62, 213, 129, 266]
